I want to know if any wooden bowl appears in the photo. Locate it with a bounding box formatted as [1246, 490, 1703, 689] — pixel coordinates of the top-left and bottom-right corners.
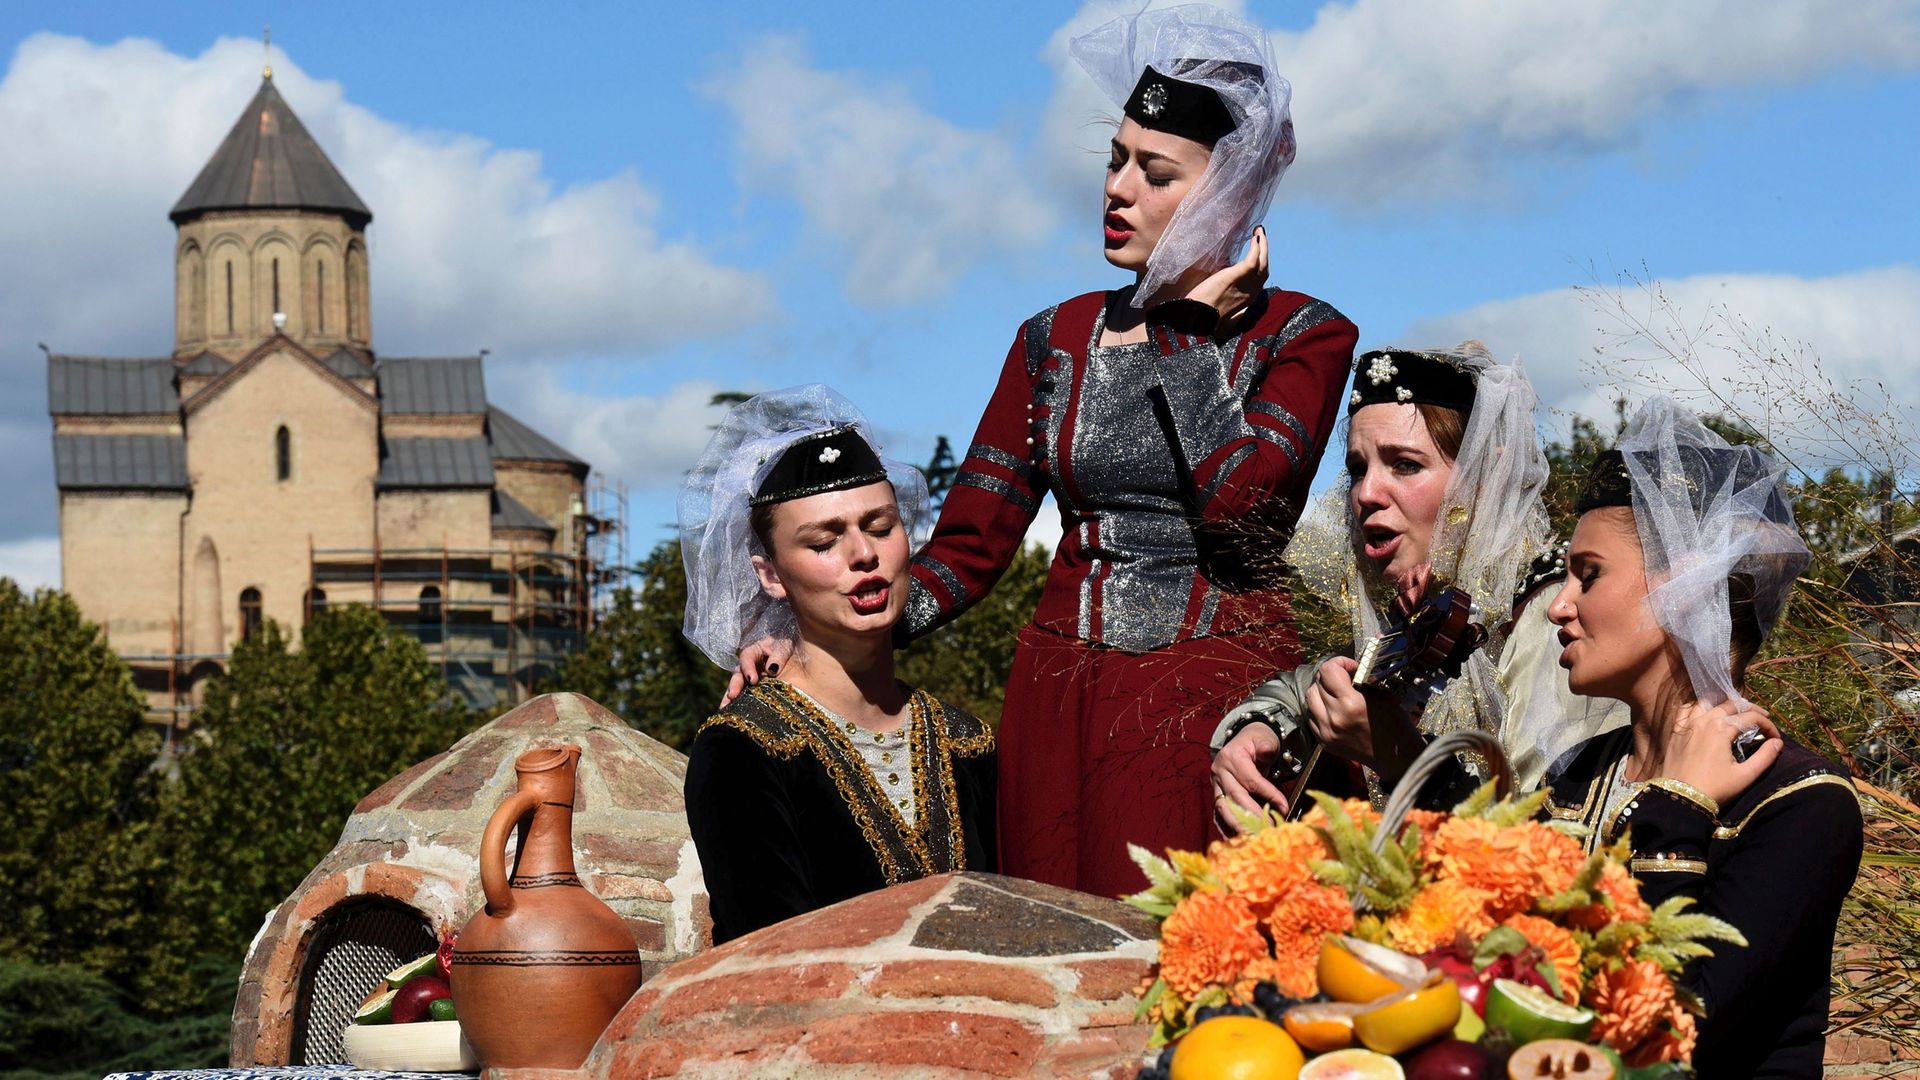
[342, 1019, 479, 1072]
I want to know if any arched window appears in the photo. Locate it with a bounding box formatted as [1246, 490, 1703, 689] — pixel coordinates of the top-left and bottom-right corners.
[419, 586, 443, 644]
[275, 425, 291, 481]
[316, 260, 326, 333]
[304, 587, 327, 620]
[272, 257, 281, 316]
[239, 587, 263, 641]
[225, 261, 235, 334]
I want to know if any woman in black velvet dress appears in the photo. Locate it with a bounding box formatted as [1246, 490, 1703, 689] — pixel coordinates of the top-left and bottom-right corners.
[677, 387, 995, 945]
[1542, 398, 1861, 1078]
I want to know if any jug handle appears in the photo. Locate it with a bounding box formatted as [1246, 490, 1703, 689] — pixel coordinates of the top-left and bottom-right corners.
[479, 789, 540, 916]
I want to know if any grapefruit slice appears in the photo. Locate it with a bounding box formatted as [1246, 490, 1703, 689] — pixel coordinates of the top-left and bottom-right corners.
[1298, 1048, 1406, 1079]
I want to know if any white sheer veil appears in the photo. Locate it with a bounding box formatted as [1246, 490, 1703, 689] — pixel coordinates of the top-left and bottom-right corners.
[677, 384, 929, 670]
[1070, 5, 1295, 307]
[1612, 397, 1810, 709]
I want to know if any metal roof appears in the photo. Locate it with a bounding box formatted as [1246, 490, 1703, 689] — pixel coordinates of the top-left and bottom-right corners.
[377, 437, 494, 489]
[177, 351, 231, 376]
[377, 357, 488, 415]
[53, 434, 188, 490]
[47, 356, 179, 415]
[321, 348, 371, 380]
[170, 77, 371, 227]
[487, 406, 586, 469]
[491, 490, 556, 535]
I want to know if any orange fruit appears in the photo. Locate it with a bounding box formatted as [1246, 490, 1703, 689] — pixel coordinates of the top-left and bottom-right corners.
[1169, 1016, 1305, 1080]
[1298, 1048, 1407, 1079]
[1282, 1001, 1361, 1052]
[1316, 936, 1426, 1004]
[1351, 974, 1462, 1056]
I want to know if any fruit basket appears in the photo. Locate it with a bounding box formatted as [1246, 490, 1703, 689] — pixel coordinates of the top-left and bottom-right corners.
[342, 1018, 478, 1072]
[342, 935, 477, 1072]
[1125, 730, 1738, 1079]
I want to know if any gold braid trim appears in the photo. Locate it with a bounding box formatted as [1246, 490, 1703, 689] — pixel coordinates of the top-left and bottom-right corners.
[1644, 777, 1719, 819]
[1712, 773, 1859, 840]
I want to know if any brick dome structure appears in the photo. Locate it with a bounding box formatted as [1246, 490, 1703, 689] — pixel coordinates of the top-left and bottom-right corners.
[230, 692, 707, 1066]
[584, 872, 1156, 1079]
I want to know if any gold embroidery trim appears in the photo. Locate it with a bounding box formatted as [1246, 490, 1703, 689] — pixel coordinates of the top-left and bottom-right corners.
[701, 681, 986, 884]
[1712, 773, 1859, 840]
[1631, 856, 1707, 874]
[1645, 778, 1720, 819]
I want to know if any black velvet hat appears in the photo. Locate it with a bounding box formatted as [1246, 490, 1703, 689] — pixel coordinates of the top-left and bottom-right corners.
[749, 425, 887, 507]
[1576, 445, 1797, 524]
[1347, 349, 1478, 415]
[1124, 62, 1257, 144]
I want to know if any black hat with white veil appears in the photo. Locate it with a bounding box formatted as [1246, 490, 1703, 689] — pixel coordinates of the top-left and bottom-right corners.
[1577, 396, 1811, 709]
[677, 384, 929, 670]
[1070, 4, 1295, 308]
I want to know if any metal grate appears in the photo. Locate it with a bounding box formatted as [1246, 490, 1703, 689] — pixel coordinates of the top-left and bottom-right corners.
[290, 900, 436, 1065]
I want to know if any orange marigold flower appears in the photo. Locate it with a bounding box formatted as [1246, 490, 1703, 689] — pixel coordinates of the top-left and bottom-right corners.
[1502, 913, 1583, 1001]
[1385, 878, 1494, 956]
[1158, 888, 1267, 1000]
[1264, 881, 1355, 997]
[1211, 823, 1327, 909]
[1584, 959, 1674, 1053]
[1625, 1001, 1698, 1067]
[1514, 822, 1587, 900]
[1428, 816, 1536, 921]
[1301, 798, 1381, 831]
[1567, 860, 1654, 930]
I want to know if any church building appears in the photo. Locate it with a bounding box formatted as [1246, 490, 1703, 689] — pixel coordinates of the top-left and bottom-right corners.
[47, 69, 610, 722]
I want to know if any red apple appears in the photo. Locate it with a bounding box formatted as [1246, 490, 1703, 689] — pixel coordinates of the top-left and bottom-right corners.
[1406, 1038, 1493, 1080]
[389, 974, 451, 1024]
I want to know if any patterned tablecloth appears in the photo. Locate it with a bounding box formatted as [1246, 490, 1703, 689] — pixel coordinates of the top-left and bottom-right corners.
[106, 1060, 472, 1068]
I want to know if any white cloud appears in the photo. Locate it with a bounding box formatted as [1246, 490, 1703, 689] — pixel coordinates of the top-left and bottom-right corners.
[0, 537, 60, 592]
[483, 368, 745, 493]
[704, 36, 1058, 306]
[1041, 0, 1920, 206]
[0, 33, 772, 540]
[1403, 265, 1920, 471]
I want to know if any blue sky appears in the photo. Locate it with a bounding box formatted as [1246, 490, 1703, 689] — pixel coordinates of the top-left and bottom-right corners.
[3, 1, 1917, 586]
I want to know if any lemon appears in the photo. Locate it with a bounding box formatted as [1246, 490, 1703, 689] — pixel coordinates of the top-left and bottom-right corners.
[1170, 1016, 1305, 1080]
[1297, 1047, 1406, 1079]
[1317, 935, 1425, 1004]
[1351, 975, 1462, 1055]
[1484, 978, 1595, 1044]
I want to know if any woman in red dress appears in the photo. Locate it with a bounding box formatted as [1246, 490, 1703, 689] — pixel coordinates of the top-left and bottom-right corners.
[737, 6, 1355, 896]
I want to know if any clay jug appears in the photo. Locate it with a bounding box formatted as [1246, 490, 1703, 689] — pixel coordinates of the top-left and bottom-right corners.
[450, 745, 641, 1069]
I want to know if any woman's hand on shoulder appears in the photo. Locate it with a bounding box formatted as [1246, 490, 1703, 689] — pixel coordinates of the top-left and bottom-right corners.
[1213, 722, 1289, 835]
[1660, 700, 1782, 808]
[1184, 225, 1268, 333]
[721, 637, 792, 708]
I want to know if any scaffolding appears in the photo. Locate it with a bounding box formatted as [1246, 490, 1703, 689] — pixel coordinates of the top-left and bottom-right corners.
[306, 540, 590, 710]
[581, 474, 631, 614]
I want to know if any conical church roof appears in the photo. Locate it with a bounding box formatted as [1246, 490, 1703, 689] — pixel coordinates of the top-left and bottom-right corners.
[170, 76, 371, 227]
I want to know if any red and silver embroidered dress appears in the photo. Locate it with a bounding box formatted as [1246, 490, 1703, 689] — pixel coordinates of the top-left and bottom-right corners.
[903, 287, 1357, 895]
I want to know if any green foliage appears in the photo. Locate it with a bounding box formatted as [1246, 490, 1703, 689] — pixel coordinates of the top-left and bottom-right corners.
[144, 604, 475, 1008]
[0, 582, 158, 990]
[0, 957, 227, 1080]
[551, 541, 729, 749]
[897, 541, 1050, 724]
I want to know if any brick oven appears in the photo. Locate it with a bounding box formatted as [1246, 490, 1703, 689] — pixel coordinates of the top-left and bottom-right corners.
[228, 692, 708, 1066]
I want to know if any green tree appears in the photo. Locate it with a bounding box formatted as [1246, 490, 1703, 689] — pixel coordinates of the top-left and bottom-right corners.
[0, 582, 158, 990]
[553, 541, 729, 749]
[145, 605, 474, 1007]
